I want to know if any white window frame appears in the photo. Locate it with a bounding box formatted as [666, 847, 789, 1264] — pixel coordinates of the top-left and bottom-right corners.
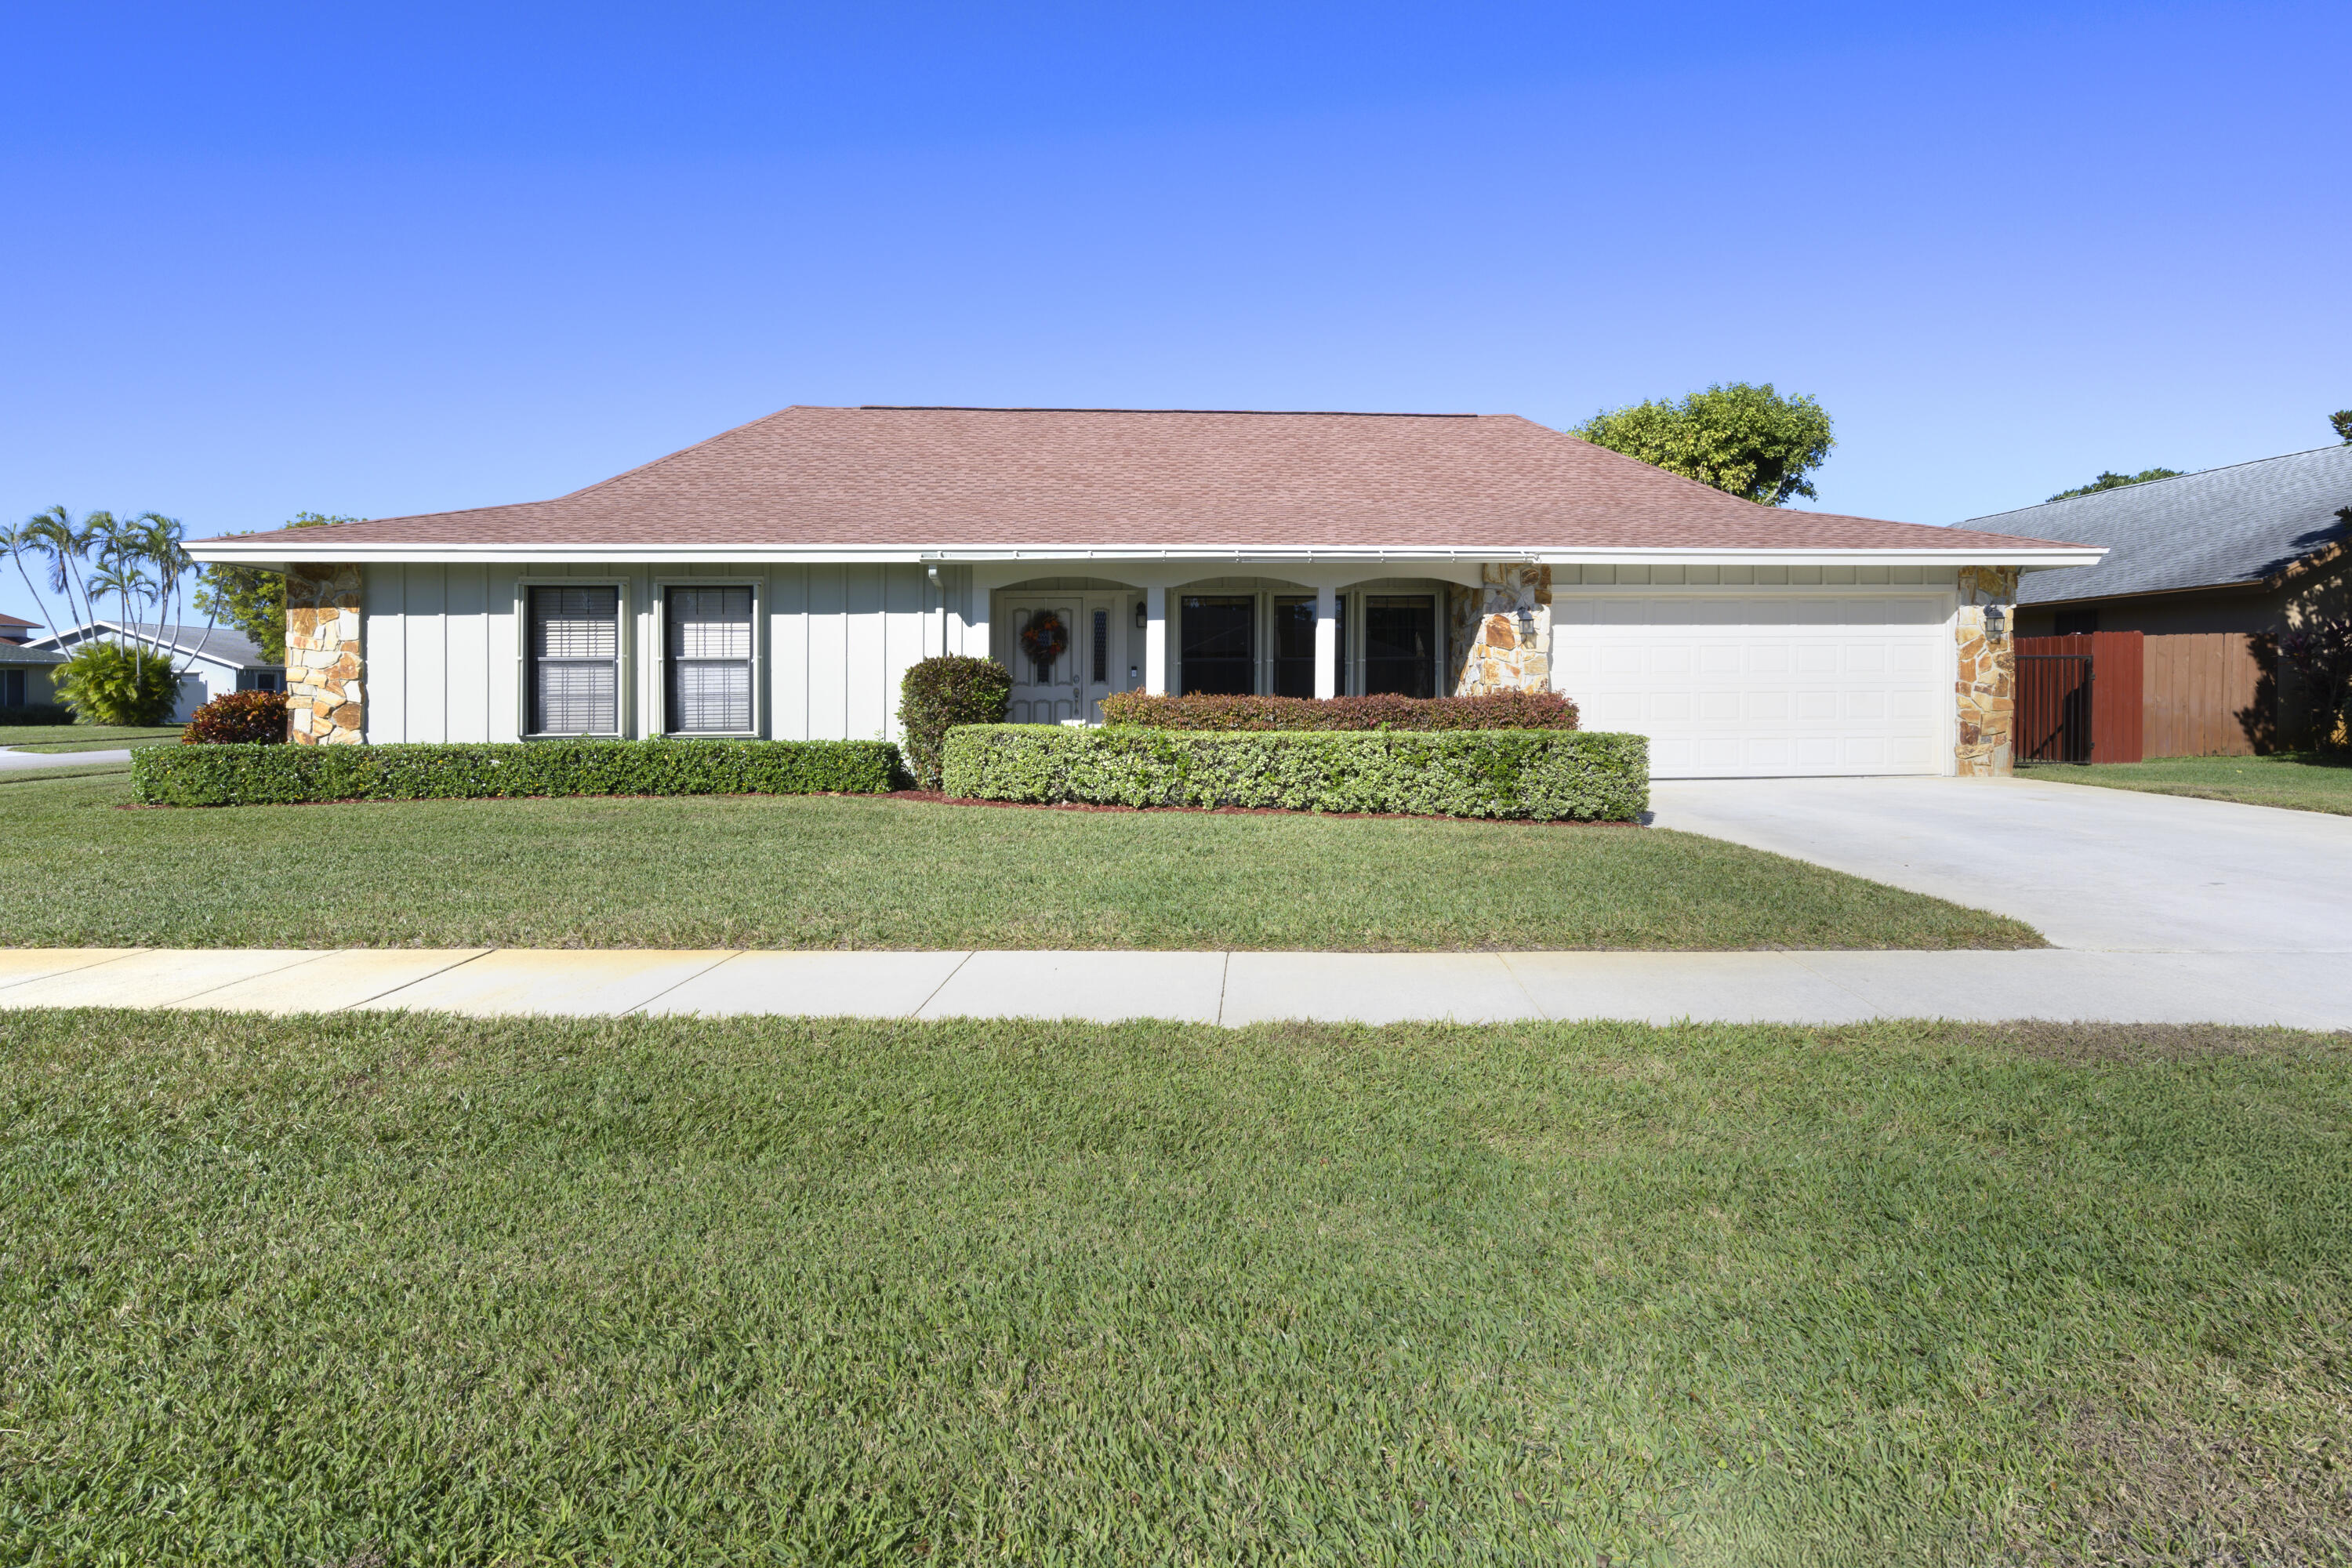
[516, 577, 633, 740]
[652, 577, 764, 739]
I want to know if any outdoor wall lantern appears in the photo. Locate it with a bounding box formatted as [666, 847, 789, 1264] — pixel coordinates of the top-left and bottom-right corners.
[1134, 599, 1148, 629]
[1984, 604, 2006, 636]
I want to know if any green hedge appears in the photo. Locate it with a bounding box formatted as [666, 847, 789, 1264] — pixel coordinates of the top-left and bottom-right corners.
[1099, 690, 1579, 731]
[941, 726, 1648, 821]
[133, 739, 902, 807]
[0, 703, 74, 727]
[897, 654, 1011, 790]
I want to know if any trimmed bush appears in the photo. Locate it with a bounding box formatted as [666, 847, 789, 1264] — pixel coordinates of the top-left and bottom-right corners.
[0, 703, 74, 727]
[134, 738, 902, 808]
[942, 725, 1646, 821]
[181, 688, 288, 745]
[1098, 690, 1579, 731]
[56, 642, 181, 726]
[897, 655, 1013, 789]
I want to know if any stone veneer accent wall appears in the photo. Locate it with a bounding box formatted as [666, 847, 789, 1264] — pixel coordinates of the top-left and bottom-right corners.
[286, 564, 365, 745]
[1448, 562, 1553, 695]
[1955, 564, 2020, 776]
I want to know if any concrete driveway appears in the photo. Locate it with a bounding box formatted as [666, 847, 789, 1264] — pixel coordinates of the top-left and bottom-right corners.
[1650, 774, 2352, 953]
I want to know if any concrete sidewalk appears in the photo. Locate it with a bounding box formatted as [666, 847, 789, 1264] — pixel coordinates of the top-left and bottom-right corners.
[4, 945, 2347, 1028]
[0, 746, 133, 771]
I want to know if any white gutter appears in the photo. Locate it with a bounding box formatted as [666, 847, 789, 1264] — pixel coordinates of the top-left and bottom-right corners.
[189, 539, 2107, 571]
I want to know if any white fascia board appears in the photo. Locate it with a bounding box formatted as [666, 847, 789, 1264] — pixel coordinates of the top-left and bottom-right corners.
[188, 539, 2106, 570]
[1534, 546, 2106, 571]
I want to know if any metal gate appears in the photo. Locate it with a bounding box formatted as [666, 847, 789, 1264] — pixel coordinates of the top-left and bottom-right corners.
[2016, 653, 2095, 763]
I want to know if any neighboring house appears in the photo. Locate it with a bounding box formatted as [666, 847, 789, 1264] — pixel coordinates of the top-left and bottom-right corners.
[0, 642, 66, 711]
[31, 621, 287, 724]
[0, 611, 39, 647]
[1971, 445, 2352, 744]
[188, 405, 2097, 778]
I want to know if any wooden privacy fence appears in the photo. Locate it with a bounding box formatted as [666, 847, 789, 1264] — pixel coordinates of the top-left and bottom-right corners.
[2143, 632, 2264, 757]
[2016, 633, 2143, 763]
[2016, 630, 2267, 760]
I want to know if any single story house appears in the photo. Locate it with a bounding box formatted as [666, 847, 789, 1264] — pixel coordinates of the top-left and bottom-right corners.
[31, 621, 287, 724]
[188, 405, 2098, 777]
[0, 641, 65, 712]
[1975, 444, 2352, 746]
[1988, 445, 2351, 638]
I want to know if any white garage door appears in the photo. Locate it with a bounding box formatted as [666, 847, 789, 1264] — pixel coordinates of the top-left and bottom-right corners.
[1552, 593, 1952, 778]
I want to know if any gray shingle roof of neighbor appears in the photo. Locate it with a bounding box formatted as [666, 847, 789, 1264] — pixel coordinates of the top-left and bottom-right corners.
[36, 620, 278, 669]
[1969, 445, 2352, 606]
[194, 405, 2089, 555]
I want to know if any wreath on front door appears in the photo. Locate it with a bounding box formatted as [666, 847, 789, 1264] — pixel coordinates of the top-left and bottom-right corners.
[1019, 612, 1069, 667]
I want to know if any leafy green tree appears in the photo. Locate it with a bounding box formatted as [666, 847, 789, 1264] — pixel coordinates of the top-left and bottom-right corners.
[194, 513, 354, 663]
[2330, 410, 2350, 445]
[2045, 467, 2184, 503]
[1571, 383, 1835, 506]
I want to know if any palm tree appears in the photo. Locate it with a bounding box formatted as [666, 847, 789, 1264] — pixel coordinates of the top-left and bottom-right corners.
[131, 512, 209, 674]
[0, 517, 61, 638]
[21, 506, 99, 633]
[89, 558, 157, 639]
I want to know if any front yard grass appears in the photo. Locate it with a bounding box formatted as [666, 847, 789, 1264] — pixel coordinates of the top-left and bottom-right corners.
[2023, 750, 2352, 816]
[0, 771, 2038, 950]
[0, 724, 183, 753]
[4, 1010, 2347, 1564]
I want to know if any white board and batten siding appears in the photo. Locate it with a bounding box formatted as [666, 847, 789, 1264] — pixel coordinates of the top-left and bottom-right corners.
[1548, 563, 1958, 779]
[364, 558, 1970, 780]
[361, 563, 976, 744]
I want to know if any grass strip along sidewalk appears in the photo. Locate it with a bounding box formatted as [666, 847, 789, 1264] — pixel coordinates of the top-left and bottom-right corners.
[0, 724, 183, 753]
[3, 1010, 2347, 1564]
[2023, 750, 2352, 816]
[0, 770, 2036, 951]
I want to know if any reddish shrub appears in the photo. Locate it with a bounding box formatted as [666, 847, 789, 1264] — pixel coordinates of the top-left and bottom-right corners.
[181, 688, 289, 745]
[1097, 690, 1577, 731]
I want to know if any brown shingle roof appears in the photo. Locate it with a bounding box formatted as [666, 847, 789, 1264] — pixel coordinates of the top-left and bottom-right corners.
[203, 405, 2082, 554]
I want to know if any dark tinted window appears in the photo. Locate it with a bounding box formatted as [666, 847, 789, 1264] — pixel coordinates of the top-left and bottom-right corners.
[1180, 596, 1254, 695]
[1363, 595, 1435, 698]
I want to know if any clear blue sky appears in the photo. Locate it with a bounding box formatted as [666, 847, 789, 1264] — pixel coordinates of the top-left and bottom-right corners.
[3, 1, 2345, 630]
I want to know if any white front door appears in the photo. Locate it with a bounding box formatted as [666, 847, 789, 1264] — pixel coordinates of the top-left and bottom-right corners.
[1004, 596, 1083, 724]
[1551, 591, 1953, 778]
[1001, 593, 1132, 724]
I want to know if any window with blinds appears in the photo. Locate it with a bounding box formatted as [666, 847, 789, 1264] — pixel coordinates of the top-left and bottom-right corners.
[666, 585, 755, 734]
[528, 585, 622, 735]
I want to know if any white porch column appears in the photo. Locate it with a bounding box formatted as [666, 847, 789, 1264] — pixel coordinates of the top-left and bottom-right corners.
[967, 575, 990, 662]
[1145, 586, 1170, 694]
[1312, 585, 1337, 699]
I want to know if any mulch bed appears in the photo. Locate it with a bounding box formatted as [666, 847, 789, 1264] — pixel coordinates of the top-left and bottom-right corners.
[114, 787, 1645, 825]
[866, 790, 1645, 826]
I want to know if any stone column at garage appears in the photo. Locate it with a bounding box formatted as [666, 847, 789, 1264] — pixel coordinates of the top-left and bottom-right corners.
[1449, 562, 1553, 695]
[287, 564, 365, 745]
[1955, 564, 2020, 776]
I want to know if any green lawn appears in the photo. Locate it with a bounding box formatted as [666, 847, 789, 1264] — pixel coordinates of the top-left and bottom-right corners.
[0, 758, 132, 785]
[2023, 750, 2352, 816]
[4, 1011, 2346, 1564]
[0, 724, 183, 753]
[0, 771, 2037, 951]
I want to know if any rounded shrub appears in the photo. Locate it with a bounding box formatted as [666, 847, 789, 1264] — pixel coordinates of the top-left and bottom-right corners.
[897, 655, 1012, 789]
[54, 642, 183, 726]
[181, 688, 289, 744]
